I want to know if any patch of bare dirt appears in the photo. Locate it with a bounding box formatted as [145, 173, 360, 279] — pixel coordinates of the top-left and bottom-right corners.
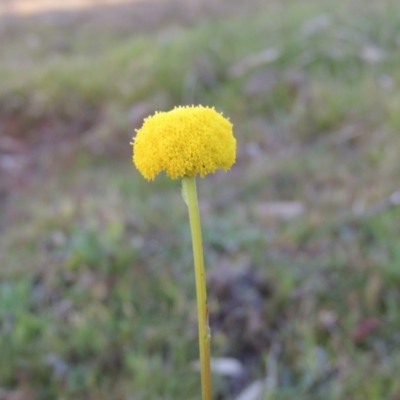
[0, 0, 135, 15]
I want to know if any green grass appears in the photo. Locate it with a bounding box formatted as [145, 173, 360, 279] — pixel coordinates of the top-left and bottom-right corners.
[1, 0, 400, 398]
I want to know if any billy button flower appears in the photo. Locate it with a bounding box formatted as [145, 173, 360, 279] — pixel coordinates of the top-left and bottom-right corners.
[133, 105, 235, 180]
[131, 105, 236, 400]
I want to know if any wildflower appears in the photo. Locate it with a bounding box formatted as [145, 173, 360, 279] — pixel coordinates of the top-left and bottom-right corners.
[132, 105, 236, 180]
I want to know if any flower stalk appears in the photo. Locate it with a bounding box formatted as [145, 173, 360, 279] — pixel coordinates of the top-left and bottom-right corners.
[182, 176, 212, 400]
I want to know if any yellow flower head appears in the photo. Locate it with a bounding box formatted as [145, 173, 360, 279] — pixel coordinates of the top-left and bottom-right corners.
[132, 105, 236, 180]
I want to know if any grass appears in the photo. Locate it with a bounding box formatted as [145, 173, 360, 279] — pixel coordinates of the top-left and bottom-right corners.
[1, 0, 400, 398]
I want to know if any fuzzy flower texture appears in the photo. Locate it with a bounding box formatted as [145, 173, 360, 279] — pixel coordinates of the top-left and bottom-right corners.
[132, 105, 236, 180]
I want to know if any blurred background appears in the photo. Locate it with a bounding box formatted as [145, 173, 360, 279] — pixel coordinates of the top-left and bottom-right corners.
[1, 0, 400, 399]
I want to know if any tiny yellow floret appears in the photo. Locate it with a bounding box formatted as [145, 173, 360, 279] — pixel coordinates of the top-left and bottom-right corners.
[132, 105, 236, 180]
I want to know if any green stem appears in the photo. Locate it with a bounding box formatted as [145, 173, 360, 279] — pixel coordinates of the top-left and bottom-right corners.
[182, 176, 212, 400]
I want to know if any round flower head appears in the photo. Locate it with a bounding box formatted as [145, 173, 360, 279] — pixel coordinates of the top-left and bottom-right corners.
[132, 105, 236, 180]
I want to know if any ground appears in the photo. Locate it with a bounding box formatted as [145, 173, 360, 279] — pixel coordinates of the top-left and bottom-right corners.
[1, 0, 400, 399]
